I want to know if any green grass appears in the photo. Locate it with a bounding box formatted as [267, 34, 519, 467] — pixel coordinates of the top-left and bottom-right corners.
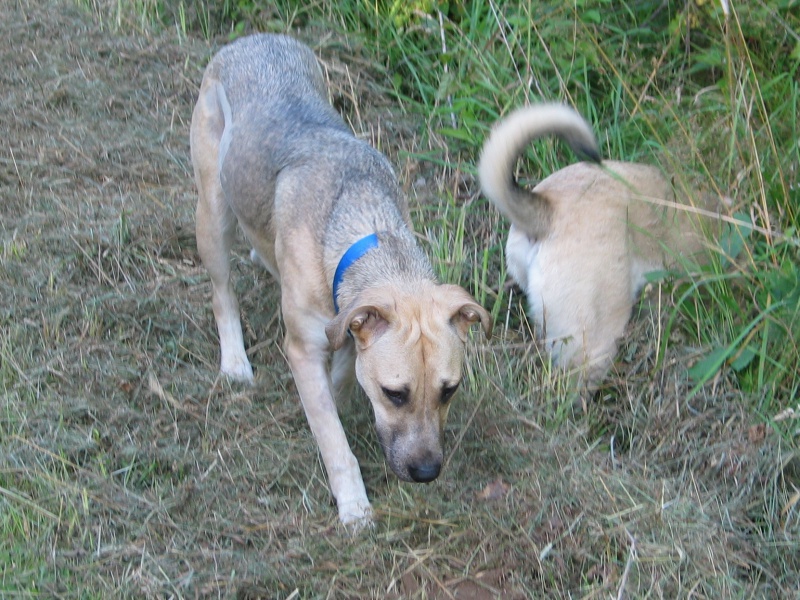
[2, 0, 799, 597]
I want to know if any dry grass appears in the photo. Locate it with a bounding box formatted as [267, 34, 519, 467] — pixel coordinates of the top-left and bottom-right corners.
[1, 1, 798, 598]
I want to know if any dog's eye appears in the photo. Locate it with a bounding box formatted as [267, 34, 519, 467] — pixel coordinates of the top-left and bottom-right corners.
[441, 382, 460, 404]
[382, 386, 409, 407]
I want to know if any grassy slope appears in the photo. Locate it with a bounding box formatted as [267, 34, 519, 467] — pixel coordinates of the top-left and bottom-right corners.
[1, 0, 798, 598]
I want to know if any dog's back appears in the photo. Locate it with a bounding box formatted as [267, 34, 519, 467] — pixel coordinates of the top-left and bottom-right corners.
[206, 34, 351, 198]
[197, 34, 405, 256]
[205, 34, 339, 128]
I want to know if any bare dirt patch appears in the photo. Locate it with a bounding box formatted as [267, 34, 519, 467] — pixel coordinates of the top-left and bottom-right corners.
[1, 1, 798, 598]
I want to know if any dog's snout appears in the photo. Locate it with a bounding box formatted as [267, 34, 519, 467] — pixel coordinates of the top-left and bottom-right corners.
[408, 460, 441, 483]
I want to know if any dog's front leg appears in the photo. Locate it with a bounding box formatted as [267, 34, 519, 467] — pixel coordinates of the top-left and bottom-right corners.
[283, 318, 372, 529]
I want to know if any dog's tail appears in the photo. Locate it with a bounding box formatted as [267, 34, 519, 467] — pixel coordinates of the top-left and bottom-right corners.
[478, 103, 602, 241]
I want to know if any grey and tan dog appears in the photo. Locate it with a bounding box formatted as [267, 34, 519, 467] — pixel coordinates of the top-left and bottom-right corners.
[190, 34, 491, 527]
[479, 104, 720, 390]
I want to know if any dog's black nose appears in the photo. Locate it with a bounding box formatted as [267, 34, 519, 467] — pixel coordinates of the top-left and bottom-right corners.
[408, 461, 441, 483]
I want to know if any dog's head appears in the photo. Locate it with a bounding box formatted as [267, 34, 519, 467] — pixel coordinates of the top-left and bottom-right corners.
[326, 282, 492, 483]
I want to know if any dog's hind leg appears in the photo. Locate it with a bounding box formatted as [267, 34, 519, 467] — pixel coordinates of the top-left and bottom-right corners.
[191, 78, 254, 383]
[534, 247, 632, 391]
[558, 293, 632, 390]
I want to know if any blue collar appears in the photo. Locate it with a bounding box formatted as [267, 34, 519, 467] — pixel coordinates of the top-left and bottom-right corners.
[332, 233, 380, 313]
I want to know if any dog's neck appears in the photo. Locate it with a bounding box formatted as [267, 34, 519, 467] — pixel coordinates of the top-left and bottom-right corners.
[332, 233, 381, 313]
[331, 229, 436, 314]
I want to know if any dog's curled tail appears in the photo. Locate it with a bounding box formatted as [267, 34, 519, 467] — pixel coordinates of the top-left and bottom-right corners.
[478, 103, 602, 241]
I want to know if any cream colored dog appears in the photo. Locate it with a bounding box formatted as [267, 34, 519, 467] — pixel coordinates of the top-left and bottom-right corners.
[479, 104, 717, 389]
[190, 34, 491, 528]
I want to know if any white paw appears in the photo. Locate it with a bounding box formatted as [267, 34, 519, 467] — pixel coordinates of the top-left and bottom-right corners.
[338, 501, 374, 534]
[220, 355, 254, 384]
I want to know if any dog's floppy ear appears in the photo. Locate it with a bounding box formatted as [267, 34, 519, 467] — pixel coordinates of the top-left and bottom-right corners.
[441, 284, 493, 341]
[326, 302, 392, 350]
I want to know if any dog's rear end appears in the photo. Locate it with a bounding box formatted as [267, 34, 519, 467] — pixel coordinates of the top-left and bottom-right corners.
[479, 104, 713, 389]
